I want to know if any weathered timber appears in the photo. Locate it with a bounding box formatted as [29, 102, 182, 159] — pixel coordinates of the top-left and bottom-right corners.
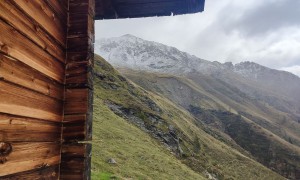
[0, 54, 64, 100]
[45, 0, 68, 22]
[11, 0, 67, 46]
[0, 0, 68, 178]
[95, 0, 205, 19]
[0, 81, 63, 122]
[65, 88, 89, 102]
[65, 61, 93, 89]
[63, 0, 94, 140]
[0, 142, 60, 177]
[0, 0, 98, 178]
[68, 13, 94, 40]
[63, 113, 93, 142]
[64, 88, 92, 115]
[0, 20, 64, 83]
[68, 37, 94, 52]
[60, 143, 91, 180]
[0, 165, 59, 180]
[59, 1, 94, 179]
[0, 1, 65, 63]
[0, 113, 61, 142]
[69, 0, 95, 16]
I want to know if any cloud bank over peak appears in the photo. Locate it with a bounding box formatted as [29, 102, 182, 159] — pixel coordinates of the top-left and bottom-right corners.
[95, 0, 300, 77]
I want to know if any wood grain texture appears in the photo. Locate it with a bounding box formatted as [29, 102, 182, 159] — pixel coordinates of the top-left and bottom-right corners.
[0, 142, 60, 177]
[60, 143, 91, 180]
[60, 1, 94, 178]
[0, 1, 65, 63]
[63, 88, 93, 141]
[65, 61, 93, 88]
[0, 20, 64, 83]
[63, 0, 94, 143]
[63, 113, 93, 141]
[0, 165, 59, 180]
[95, 0, 205, 19]
[63, 117, 92, 141]
[69, 0, 95, 15]
[0, 81, 63, 122]
[67, 51, 94, 63]
[0, 0, 68, 178]
[45, 0, 68, 21]
[0, 113, 61, 142]
[0, 54, 64, 100]
[68, 37, 93, 52]
[68, 12, 94, 40]
[11, 0, 67, 46]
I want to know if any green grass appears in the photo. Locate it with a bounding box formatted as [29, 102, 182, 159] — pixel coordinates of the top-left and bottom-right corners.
[92, 172, 114, 180]
[121, 67, 300, 179]
[91, 98, 205, 180]
[91, 54, 285, 180]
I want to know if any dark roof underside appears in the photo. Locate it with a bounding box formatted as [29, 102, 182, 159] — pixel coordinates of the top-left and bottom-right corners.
[95, 0, 205, 19]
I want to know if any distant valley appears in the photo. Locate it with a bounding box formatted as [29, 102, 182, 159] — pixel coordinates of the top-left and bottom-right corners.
[93, 35, 300, 179]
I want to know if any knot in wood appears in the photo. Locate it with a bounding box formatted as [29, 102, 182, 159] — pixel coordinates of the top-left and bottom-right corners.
[0, 142, 12, 156]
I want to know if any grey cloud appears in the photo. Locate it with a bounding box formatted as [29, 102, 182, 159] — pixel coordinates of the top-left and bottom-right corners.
[95, 0, 300, 77]
[222, 0, 300, 36]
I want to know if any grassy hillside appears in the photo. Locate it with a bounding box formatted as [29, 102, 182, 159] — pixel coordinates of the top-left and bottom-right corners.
[120, 68, 300, 179]
[91, 54, 284, 179]
[91, 98, 205, 179]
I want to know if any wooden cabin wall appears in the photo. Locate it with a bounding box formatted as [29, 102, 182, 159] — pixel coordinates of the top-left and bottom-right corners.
[61, 0, 94, 179]
[0, 0, 68, 178]
[0, 0, 94, 179]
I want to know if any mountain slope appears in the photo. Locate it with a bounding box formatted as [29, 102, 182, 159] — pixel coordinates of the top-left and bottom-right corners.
[96, 34, 300, 117]
[121, 68, 300, 179]
[95, 35, 300, 179]
[92, 54, 284, 179]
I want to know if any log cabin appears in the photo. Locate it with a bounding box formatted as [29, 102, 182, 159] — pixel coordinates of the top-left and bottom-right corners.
[0, 0, 205, 179]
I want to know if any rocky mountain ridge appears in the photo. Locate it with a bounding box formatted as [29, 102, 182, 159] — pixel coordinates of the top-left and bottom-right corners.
[95, 34, 300, 116]
[95, 35, 300, 179]
[95, 34, 299, 79]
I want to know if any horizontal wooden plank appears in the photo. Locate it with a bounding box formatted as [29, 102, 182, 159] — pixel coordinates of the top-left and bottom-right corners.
[0, 81, 63, 122]
[0, 1, 65, 63]
[63, 115, 93, 141]
[63, 88, 93, 141]
[68, 13, 94, 40]
[61, 143, 91, 159]
[11, 0, 67, 46]
[64, 101, 89, 115]
[69, 0, 95, 15]
[64, 87, 93, 115]
[65, 60, 93, 88]
[1, 165, 59, 180]
[45, 0, 68, 22]
[63, 120, 91, 141]
[0, 113, 61, 142]
[60, 143, 91, 180]
[67, 51, 94, 63]
[68, 37, 93, 52]
[0, 54, 64, 100]
[0, 20, 64, 83]
[64, 114, 87, 123]
[66, 61, 92, 77]
[65, 88, 89, 102]
[0, 142, 60, 177]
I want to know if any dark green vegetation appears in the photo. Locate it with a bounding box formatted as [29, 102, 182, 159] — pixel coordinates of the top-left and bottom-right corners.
[121, 69, 300, 179]
[91, 54, 286, 179]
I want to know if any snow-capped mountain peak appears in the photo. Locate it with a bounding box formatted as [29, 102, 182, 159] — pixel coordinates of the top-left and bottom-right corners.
[95, 34, 300, 81]
[95, 34, 225, 75]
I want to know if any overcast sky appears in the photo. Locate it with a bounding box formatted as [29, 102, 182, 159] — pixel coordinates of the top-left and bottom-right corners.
[95, 0, 300, 77]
